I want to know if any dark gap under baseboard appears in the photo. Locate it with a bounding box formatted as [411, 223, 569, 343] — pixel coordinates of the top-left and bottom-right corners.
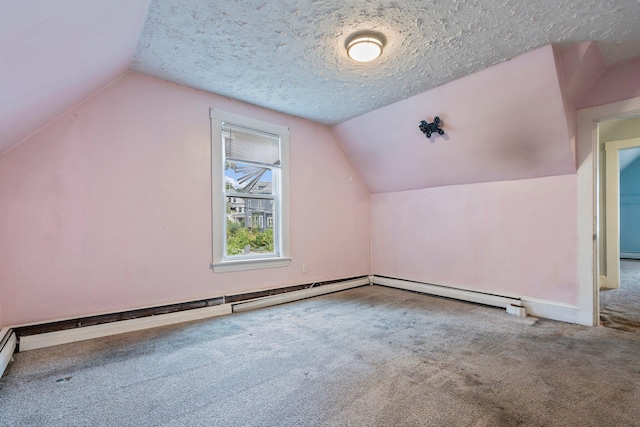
[14, 276, 368, 338]
[224, 276, 365, 303]
[14, 297, 224, 338]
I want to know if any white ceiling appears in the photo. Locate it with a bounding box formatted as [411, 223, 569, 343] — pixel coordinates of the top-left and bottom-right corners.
[132, 0, 640, 125]
[2, 0, 640, 154]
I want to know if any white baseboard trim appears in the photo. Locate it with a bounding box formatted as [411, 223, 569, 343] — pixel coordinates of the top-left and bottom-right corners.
[1, 328, 16, 378]
[232, 277, 371, 313]
[373, 276, 521, 309]
[11, 275, 585, 353]
[599, 274, 619, 290]
[373, 276, 581, 324]
[19, 304, 232, 352]
[599, 275, 606, 287]
[621, 252, 640, 260]
[520, 297, 580, 324]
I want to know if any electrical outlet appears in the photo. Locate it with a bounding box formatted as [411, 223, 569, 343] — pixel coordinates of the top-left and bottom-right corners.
[302, 264, 307, 274]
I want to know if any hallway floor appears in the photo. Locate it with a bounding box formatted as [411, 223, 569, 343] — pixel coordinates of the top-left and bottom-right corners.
[621, 259, 640, 291]
[600, 259, 640, 332]
[600, 288, 640, 332]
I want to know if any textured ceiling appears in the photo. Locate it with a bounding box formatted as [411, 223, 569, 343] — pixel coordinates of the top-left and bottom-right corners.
[132, 0, 640, 125]
[2, 0, 640, 155]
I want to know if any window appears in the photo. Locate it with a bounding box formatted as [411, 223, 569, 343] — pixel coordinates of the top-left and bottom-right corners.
[211, 109, 290, 272]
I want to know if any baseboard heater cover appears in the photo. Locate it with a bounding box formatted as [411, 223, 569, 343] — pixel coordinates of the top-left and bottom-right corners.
[15, 276, 371, 352]
[15, 296, 227, 338]
[373, 276, 522, 309]
[373, 276, 582, 324]
[0, 328, 17, 379]
[232, 277, 371, 313]
[18, 305, 232, 352]
[224, 276, 369, 304]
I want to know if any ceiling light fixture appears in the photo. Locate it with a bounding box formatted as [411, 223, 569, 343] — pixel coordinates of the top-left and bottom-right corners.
[346, 33, 384, 63]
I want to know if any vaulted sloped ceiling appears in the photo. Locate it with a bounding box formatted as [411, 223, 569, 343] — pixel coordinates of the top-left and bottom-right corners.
[0, 0, 150, 154]
[333, 45, 577, 193]
[2, 0, 640, 191]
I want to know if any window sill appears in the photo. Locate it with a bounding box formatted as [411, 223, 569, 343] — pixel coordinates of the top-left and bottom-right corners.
[212, 257, 292, 273]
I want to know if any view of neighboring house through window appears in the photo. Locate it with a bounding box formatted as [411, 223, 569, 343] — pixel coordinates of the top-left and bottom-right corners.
[211, 109, 291, 272]
[224, 123, 277, 256]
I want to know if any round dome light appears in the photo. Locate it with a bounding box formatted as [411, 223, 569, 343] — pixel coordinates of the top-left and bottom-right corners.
[347, 35, 384, 63]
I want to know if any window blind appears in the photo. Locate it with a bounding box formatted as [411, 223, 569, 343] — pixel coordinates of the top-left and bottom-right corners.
[224, 123, 280, 165]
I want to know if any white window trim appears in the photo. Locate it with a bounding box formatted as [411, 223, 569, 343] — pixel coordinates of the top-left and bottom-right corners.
[210, 109, 291, 273]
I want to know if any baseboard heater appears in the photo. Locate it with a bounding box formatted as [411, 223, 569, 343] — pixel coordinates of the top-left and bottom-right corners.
[232, 276, 371, 313]
[373, 276, 522, 310]
[0, 327, 17, 379]
[14, 276, 371, 352]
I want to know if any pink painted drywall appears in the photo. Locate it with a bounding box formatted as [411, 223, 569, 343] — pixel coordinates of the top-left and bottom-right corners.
[333, 45, 576, 193]
[553, 47, 579, 165]
[559, 41, 605, 102]
[0, 0, 150, 154]
[577, 55, 640, 109]
[371, 175, 579, 305]
[0, 72, 371, 326]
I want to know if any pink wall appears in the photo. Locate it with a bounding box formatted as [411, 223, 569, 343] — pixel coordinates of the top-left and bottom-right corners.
[0, 0, 150, 154]
[558, 41, 605, 102]
[0, 72, 371, 326]
[334, 45, 576, 193]
[372, 175, 579, 305]
[577, 55, 640, 109]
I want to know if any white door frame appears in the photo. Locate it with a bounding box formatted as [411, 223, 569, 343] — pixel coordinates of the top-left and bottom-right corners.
[603, 137, 640, 290]
[577, 97, 640, 326]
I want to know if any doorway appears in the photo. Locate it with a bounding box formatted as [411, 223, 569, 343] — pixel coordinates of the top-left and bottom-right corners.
[602, 138, 640, 288]
[618, 145, 640, 293]
[599, 122, 640, 331]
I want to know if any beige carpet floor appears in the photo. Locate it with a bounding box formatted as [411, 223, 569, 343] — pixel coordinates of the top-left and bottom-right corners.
[2, 285, 640, 427]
